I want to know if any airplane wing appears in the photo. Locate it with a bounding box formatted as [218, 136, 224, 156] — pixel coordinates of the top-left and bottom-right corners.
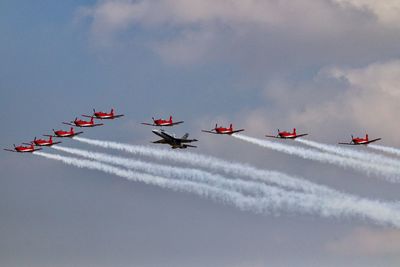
[73, 131, 84, 136]
[141, 122, 156, 126]
[365, 138, 382, 145]
[52, 141, 62, 145]
[230, 129, 245, 134]
[32, 148, 42, 152]
[82, 115, 93, 118]
[295, 133, 308, 138]
[265, 135, 280, 139]
[113, 114, 124, 118]
[201, 130, 218, 134]
[180, 138, 198, 143]
[338, 142, 354, 145]
[91, 123, 104, 127]
[183, 144, 197, 148]
[170, 121, 184, 126]
[152, 130, 175, 142]
[63, 122, 75, 126]
[4, 148, 16, 152]
[152, 139, 168, 144]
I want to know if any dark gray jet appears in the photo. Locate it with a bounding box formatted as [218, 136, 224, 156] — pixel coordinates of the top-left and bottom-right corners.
[151, 129, 198, 149]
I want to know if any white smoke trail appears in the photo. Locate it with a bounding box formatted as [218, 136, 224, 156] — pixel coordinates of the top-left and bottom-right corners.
[369, 144, 400, 157]
[297, 139, 400, 169]
[53, 145, 283, 198]
[34, 151, 400, 228]
[233, 134, 400, 182]
[73, 136, 337, 196]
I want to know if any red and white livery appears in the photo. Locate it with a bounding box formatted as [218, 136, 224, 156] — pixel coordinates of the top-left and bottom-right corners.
[339, 134, 381, 145]
[4, 143, 42, 153]
[48, 127, 83, 138]
[202, 124, 245, 135]
[142, 116, 184, 127]
[266, 128, 308, 139]
[28, 136, 61, 146]
[83, 108, 124, 120]
[63, 117, 103, 128]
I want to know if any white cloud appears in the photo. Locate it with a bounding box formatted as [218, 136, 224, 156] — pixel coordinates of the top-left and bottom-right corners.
[334, 0, 400, 25]
[78, 0, 400, 67]
[243, 60, 400, 144]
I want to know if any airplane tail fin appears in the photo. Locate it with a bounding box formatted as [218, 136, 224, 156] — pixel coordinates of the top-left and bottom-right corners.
[111, 108, 114, 115]
[70, 127, 74, 133]
[366, 134, 369, 141]
[182, 133, 189, 140]
[90, 116, 94, 123]
[293, 128, 296, 134]
[230, 123, 233, 130]
[169, 115, 172, 122]
[215, 123, 218, 129]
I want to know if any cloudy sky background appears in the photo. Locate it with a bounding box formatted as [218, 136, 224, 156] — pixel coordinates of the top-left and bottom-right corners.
[2, 0, 400, 266]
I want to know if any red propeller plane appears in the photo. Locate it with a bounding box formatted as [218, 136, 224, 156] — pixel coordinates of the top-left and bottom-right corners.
[4, 143, 42, 153]
[339, 134, 381, 145]
[47, 127, 83, 138]
[25, 136, 61, 147]
[83, 108, 124, 120]
[63, 117, 103, 128]
[141, 116, 184, 127]
[202, 124, 245, 135]
[265, 128, 308, 139]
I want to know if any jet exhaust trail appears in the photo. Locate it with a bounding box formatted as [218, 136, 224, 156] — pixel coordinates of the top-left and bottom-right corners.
[233, 134, 400, 182]
[73, 136, 338, 196]
[53, 145, 286, 198]
[369, 144, 400, 157]
[35, 151, 400, 228]
[297, 139, 400, 169]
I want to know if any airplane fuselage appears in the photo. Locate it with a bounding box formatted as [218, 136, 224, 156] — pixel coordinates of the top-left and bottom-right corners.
[95, 113, 113, 119]
[15, 146, 35, 152]
[215, 127, 233, 134]
[154, 119, 173, 126]
[278, 132, 297, 139]
[34, 140, 52, 146]
[352, 138, 369, 144]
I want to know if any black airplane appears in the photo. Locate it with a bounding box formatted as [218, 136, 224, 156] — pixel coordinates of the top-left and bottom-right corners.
[151, 129, 198, 149]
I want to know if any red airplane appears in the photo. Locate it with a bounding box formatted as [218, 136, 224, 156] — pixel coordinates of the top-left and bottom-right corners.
[202, 124, 245, 135]
[339, 134, 381, 145]
[63, 117, 103, 128]
[47, 127, 83, 138]
[141, 116, 184, 127]
[83, 108, 124, 120]
[266, 128, 308, 139]
[25, 136, 61, 147]
[4, 143, 42, 153]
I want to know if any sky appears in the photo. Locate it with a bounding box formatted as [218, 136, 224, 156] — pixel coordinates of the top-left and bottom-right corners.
[2, 0, 400, 266]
